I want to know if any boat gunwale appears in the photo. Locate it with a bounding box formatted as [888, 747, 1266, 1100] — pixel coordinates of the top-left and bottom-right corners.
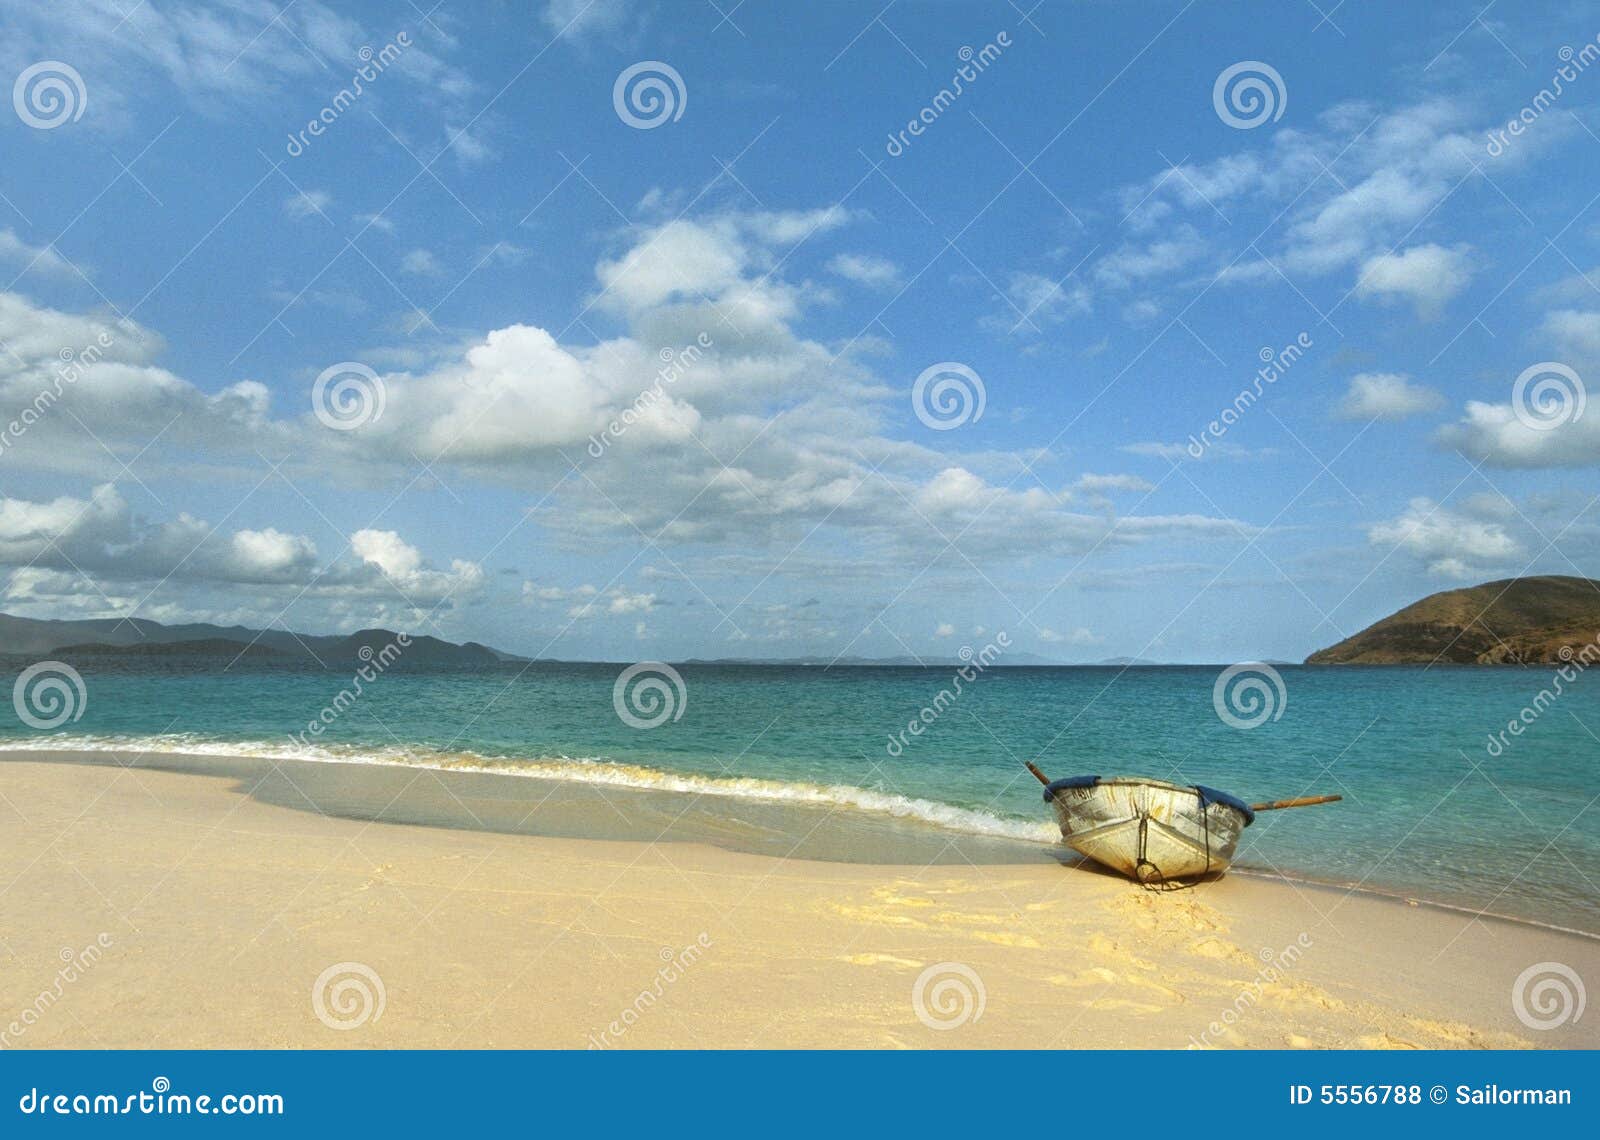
[1047, 775, 1226, 798]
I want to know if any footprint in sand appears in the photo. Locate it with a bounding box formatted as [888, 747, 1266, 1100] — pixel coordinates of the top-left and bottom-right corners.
[1355, 1032, 1419, 1049]
[1188, 937, 1237, 960]
[1086, 932, 1156, 971]
[839, 953, 924, 969]
[1046, 966, 1185, 1005]
[1086, 997, 1166, 1014]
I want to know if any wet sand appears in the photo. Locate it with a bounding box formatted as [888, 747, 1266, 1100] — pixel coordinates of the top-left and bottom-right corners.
[0, 752, 1594, 1049]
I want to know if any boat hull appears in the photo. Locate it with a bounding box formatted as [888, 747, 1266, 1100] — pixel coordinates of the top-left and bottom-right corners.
[1045, 776, 1250, 883]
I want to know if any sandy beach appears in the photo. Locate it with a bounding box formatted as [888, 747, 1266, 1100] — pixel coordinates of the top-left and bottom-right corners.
[1, 752, 1594, 1050]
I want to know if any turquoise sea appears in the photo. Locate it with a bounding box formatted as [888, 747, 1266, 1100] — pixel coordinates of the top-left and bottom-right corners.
[1, 657, 1596, 931]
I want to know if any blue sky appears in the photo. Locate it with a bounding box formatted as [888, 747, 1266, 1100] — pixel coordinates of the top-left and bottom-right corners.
[1, 0, 1599, 662]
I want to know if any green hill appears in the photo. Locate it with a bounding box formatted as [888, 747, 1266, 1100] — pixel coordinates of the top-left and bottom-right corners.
[1306, 575, 1600, 664]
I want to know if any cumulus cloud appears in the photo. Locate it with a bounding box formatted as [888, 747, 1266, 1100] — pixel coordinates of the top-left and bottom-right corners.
[0, 484, 480, 605]
[1438, 399, 1599, 467]
[1354, 243, 1473, 318]
[1337, 372, 1444, 421]
[1542, 309, 1600, 358]
[1367, 497, 1523, 578]
[0, 195, 1253, 638]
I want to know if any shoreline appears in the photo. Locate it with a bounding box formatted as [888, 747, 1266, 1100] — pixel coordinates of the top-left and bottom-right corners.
[1, 751, 1596, 1049]
[1, 739, 1592, 937]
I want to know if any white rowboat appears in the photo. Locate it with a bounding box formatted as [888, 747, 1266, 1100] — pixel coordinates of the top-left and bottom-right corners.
[1025, 767, 1340, 885]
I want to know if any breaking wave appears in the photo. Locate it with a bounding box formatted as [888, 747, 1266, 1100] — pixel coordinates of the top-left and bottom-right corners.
[0, 733, 1060, 845]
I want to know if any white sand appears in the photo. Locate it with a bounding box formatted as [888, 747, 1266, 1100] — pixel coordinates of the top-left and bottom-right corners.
[1, 756, 1594, 1049]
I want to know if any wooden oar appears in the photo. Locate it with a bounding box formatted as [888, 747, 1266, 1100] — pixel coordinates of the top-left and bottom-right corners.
[1249, 794, 1341, 812]
[1025, 761, 1051, 786]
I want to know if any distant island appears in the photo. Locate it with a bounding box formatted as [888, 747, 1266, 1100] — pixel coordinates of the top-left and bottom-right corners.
[1306, 575, 1600, 664]
[52, 638, 290, 659]
[0, 613, 519, 668]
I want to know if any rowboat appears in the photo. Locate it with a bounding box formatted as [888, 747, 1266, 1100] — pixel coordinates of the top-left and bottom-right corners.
[1024, 764, 1339, 884]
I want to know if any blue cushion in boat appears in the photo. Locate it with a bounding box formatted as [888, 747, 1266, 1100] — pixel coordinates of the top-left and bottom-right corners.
[1042, 775, 1100, 801]
[1195, 784, 1255, 825]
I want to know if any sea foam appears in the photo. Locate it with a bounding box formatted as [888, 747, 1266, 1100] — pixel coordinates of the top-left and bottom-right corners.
[0, 733, 1060, 845]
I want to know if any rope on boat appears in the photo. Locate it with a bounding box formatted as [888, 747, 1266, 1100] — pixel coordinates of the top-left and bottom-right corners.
[1134, 786, 1214, 892]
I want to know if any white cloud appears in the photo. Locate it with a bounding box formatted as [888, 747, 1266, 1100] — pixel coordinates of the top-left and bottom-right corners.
[228, 528, 319, 578]
[0, 0, 474, 128]
[1542, 309, 1600, 358]
[1355, 243, 1473, 317]
[1094, 226, 1206, 289]
[0, 483, 480, 615]
[1127, 100, 1528, 303]
[284, 190, 332, 220]
[1367, 497, 1523, 578]
[401, 249, 442, 275]
[1338, 372, 1443, 421]
[0, 229, 77, 280]
[827, 252, 902, 289]
[541, 0, 629, 37]
[999, 271, 1091, 332]
[0, 193, 1251, 628]
[527, 581, 656, 620]
[1437, 398, 1600, 467]
[1038, 627, 1100, 646]
[935, 622, 955, 637]
[1074, 473, 1156, 494]
[445, 123, 495, 165]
